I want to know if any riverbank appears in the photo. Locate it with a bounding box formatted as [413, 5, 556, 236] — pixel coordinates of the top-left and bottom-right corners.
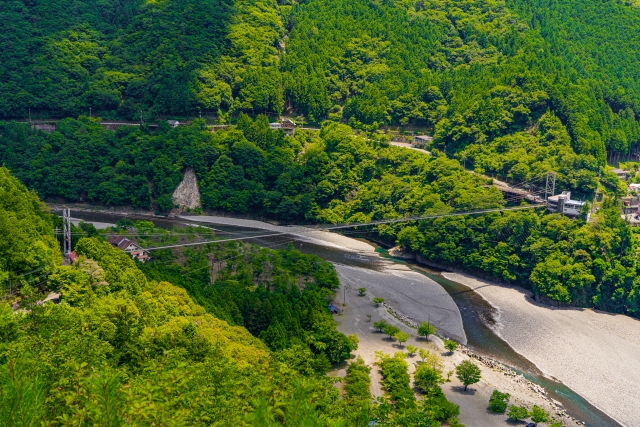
[443, 272, 638, 427]
[333, 280, 580, 427]
[55, 207, 620, 425]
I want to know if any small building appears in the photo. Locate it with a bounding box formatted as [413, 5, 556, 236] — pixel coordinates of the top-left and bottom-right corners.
[281, 118, 297, 136]
[412, 135, 433, 148]
[269, 122, 282, 130]
[108, 236, 149, 262]
[33, 123, 56, 133]
[547, 191, 586, 217]
[629, 183, 640, 192]
[622, 196, 639, 215]
[167, 120, 180, 128]
[612, 168, 629, 181]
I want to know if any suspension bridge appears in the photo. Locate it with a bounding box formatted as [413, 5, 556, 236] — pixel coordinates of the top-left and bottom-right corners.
[2, 171, 557, 295]
[138, 171, 557, 251]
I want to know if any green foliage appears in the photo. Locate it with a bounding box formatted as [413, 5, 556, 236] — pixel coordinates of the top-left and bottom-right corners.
[418, 321, 436, 340]
[530, 405, 550, 424]
[344, 356, 371, 405]
[406, 345, 417, 357]
[373, 319, 388, 332]
[357, 287, 366, 296]
[375, 352, 415, 409]
[0, 167, 60, 283]
[414, 364, 444, 392]
[0, 0, 285, 118]
[488, 390, 510, 413]
[373, 297, 385, 306]
[444, 340, 458, 354]
[0, 165, 472, 427]
[418, 348, 444, 370]
[394, 331, 409, 347]
[142, 242, 352, 366]
[383, 324, 401, 340]
[0, 225, 345, 426]
[455, 361, 482, 391]
[507, 405, 530, 421]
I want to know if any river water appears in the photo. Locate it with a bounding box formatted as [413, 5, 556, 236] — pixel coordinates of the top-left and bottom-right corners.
[65, 210, 619, 427]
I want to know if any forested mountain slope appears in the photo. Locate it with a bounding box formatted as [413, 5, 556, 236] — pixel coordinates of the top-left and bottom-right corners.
[0, 0, 283, 118]
[508, 0, 640, 162]
[4, 0, 640, 166]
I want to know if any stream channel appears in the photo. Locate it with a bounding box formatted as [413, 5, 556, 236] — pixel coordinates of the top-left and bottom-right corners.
[65, 210, 619, 427]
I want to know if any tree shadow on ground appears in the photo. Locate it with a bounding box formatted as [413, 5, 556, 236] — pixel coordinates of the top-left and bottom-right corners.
[451, 385, 477, 395]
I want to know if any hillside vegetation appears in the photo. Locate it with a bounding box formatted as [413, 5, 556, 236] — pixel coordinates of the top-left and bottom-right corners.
[0, 167, 467, 426]
[3, 0, 640, 167]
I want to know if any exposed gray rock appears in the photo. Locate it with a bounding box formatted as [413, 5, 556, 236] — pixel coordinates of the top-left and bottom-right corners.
[172, 167, 201, 210]
[388, 246, 415, 260]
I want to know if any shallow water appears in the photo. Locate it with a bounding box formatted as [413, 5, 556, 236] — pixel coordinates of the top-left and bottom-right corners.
[66, 210, 621, 426]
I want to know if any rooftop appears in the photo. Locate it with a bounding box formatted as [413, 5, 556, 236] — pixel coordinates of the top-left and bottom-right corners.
[109, 235, 134, 251]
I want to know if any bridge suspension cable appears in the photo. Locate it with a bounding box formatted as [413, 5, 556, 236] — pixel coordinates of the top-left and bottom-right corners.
[143, 204, 545, 251]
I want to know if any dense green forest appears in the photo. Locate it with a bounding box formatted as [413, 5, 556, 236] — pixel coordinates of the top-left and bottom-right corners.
[1, 115, 639, 315]
[0, 167, 470, 426]
[0, 0, 281, 118]
[4, 0, 640, 165]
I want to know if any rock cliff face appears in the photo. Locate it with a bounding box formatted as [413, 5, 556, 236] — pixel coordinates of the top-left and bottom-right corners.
[172, 167, 201, 210]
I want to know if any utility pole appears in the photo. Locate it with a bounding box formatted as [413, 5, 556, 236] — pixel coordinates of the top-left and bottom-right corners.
[28, 108, 31, 124]
[140, 110, 143, 125]
[89, 107, 92, 118]
[427, 313, 431, 342]
[343, 285, 348, 306]
[199, 107, 202, 119]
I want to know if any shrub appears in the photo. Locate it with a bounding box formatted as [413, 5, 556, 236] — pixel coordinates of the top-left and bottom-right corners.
[507, 405, 530, 421]
[444, 340, 458, 354]
[488, 390, 510, 413]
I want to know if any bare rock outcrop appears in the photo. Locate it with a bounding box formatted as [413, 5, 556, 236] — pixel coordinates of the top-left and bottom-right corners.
[388, 246, 415, 260]
[172, 167, 201, 210]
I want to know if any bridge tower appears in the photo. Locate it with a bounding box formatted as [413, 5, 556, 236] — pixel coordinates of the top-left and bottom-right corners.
[545, 172, 557, 202]
[62, 207, 72, 261]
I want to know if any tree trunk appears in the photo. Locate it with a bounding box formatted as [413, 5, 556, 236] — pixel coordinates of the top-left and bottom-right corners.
[464, 384, 468, 391]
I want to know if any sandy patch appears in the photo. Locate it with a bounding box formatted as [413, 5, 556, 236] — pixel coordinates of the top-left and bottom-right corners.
[443, 272, 639, 427]
[335, 264, 466, 344]
[334, 278, 571, 427]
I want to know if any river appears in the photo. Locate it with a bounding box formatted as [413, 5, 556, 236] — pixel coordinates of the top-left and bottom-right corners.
[64, 209, 620, 427]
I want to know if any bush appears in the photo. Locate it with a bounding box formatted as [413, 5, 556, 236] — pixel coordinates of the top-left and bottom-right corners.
[406, 345, 417, 356]
[417, 321, 436, 341]
[414, 364, 443, 392]
[373, 319, 388, 332]
[344, 356, 371, 403]
[444, 340, 458, 354]
[357, 287, 366, 296]
[488, 390, 510, 413]
[507, 405, 530, 421]
[423, 386, 460, 422]
[383, 324, 400, 339]
[373, 297, 384, 306]
[375, 353, 415, 409]
[531, 405, 550, 423]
